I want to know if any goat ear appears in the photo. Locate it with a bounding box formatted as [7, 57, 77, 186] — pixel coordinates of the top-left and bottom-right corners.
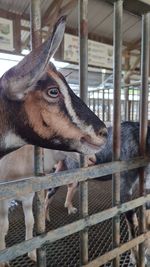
[1, 16, 66, 100]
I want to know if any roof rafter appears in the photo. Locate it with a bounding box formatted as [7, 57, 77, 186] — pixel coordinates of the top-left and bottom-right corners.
[42, 0, 58, 27]
[60, 0, 77, 15]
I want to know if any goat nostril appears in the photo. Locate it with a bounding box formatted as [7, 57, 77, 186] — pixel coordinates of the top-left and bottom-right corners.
[99, 128, 108, 138]
[80, 135, 91, 144]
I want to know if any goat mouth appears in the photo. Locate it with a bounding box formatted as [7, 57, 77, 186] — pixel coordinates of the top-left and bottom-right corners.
[80, 137, 104, 152]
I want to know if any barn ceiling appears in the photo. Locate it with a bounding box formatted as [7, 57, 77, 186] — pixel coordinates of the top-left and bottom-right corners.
[0, 0, 149, 51]
[0, 0, 149, 87]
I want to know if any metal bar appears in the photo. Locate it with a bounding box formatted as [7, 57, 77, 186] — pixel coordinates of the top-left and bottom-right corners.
[132, 88, 134, 121]
[98, 90, 100, 117]
[123, 81, 150, 88]
[90, 82, 149, 93]
[128, 100, 131, 120]
[92, 92, 94, 112]
[30, 0, 46, 266]
[102, 90, 105, 121]
[2, 195, 150, 263]
[0, 157, 149, 201]
[93, 97, 96, 113]
[139, 13, 150, 267]
[83, 232, 150, 267]
[106, 89, 108, 121]
[79, 170, 88, 266]
[30, 0, 42, 49]
[78, 0, 88, 264]
[124, 51, 130, 120]
[79, 0, 88, 104]
[13, 17, 21, 53]
[140, 12, 150, 174]
[112, 1, 123, 266]
[108, 89, 110, 121]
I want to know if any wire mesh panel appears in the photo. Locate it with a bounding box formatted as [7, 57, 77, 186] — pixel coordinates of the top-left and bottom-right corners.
[88, 85, 150, 123]
[0, 1, 150, 267]
[6, 181, 134, 267]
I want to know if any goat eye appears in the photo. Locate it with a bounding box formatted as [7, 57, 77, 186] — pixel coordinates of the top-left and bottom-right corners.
[47, 88, 59, 98]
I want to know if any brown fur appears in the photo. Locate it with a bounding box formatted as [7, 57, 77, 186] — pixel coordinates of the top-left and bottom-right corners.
[24, 90, 82, 140]
[0, 16, 107, 159]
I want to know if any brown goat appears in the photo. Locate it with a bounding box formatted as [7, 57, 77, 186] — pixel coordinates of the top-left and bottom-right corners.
[0, 16, 107, 158]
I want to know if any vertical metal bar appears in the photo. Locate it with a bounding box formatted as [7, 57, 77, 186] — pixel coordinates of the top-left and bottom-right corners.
[79, 155, 88, 265]
[78, 0, 88, 265]
[128, 100, 131, 120]
[128, 88, 131, 120]
[107, 89, 109, 121]
[98, 90, 100, 118]
[149, 96, 150, 121]
[112, 1, 123, 267]
[102, 90, 105, 121]
[132, 88, 135, 121]
[133, 90, 134, 120]
[30, 1, 46, 267]
[124, 51, 130, 120]
[79, 0, 88, 104]
[108, 89, 110, 122]
[30, 0, 42, 49]
[93, 93, 96, 113]
[88, 91, 90, 107]
[91, 91, 94, 111]
[139, 13, 150, 267]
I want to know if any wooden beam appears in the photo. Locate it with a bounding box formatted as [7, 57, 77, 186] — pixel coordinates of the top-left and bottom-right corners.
[1, 4, 140, 55]
[126, 38, 141, 51]
[13, 16, 21, 53]
[23, 0, 63, 49]
[42, 0, 64, 40]
[124, 54, 140, 83]
[22, 35, 30, 50]
[0, 8, 29, 21]
[106, 0, 150, 15]
[122, 39, 141, 57]
[21, 25, 47, 36]
[45, 10, 60, 34]
[60, 0, 77, 15]
[42, 0, 59, 27]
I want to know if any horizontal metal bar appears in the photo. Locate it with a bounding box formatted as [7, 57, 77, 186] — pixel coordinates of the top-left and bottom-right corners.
[0, 157, 149, 201]
[90, 81, 150, 92]
[83, 231, 150, 267]
[122, 81, 150, 88]
[1, 193, 150, 262]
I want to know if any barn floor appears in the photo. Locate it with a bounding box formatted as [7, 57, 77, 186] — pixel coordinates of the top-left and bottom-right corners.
[6, 180, 134, 267]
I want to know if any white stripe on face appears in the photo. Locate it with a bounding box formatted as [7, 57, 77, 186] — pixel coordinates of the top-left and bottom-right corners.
[48, 69, 98, 139]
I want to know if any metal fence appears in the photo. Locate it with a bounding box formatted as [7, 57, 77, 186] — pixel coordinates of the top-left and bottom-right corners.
[0, 0, 150, 267]
[88, 83, 150, 123]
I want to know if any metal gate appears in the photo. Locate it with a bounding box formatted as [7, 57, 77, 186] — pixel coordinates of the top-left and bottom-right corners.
[0, 0, 150, 267]
[88, 83, 150, 124]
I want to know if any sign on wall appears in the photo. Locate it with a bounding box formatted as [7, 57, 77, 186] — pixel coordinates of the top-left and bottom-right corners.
[64, 33, 113, 69]
[0, 18, 13, 51]
[64, 34, 79, 63]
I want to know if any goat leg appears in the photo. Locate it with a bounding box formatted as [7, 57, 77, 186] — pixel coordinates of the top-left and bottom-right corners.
[45, 187, 59, 221]
[64, 182, 78, 214]
[125, 210, 139, 266]
[45, 160, 64, 221]
[22, 194, 36, 262]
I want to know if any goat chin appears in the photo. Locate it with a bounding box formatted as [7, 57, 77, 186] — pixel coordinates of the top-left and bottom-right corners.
[74, 141, 105, 155]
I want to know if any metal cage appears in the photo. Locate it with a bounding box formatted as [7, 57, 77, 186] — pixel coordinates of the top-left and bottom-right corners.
[0, 0, 150, 266]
